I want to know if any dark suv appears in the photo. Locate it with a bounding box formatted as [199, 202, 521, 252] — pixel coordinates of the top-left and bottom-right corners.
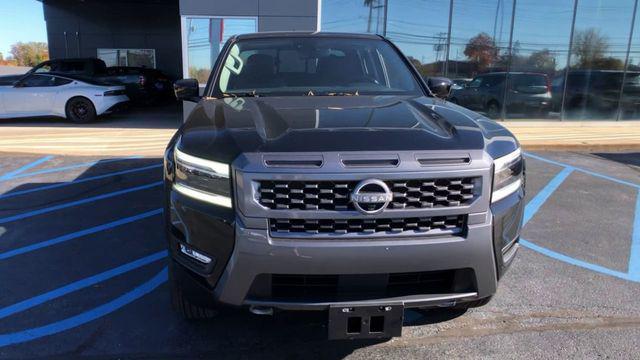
[551, 70, 640, 118]
[164, 32, 525, 339]
[449, 72, 551, 118]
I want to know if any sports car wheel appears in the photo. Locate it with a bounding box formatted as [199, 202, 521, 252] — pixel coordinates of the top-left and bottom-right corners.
[65, 97, 96, 123]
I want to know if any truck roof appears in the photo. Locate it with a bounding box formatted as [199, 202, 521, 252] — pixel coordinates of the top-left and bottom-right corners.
[232, 31, 383, 41]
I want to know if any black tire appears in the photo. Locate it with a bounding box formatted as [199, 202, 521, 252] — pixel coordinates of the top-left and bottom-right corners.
[65, 97, 96, 123]
[454, 296, 493, 309]
[169, 260, 218, 320]
[486, 101, 500, 119]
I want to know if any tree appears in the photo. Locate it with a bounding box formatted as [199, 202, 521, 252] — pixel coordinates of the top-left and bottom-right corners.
[527, 49, 556, 72]
[9, 42, 49, 67]
[464, 33, 499, 71]
[571, 28, 622, 69]
[0, 52, 3, 62]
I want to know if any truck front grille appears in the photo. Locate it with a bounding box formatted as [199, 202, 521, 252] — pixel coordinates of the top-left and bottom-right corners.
[269, 215, 466, 236]
[247, 269, 476, 302]
[257, 177, 479, 211]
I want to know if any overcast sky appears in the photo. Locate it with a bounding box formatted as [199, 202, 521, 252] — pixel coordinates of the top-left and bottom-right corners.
[0, 0, 47, 58]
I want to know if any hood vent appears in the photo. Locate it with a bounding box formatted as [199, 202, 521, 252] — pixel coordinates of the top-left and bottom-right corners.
[416, 154, 471, 166]
[340, 154, 400, 168]
[263, 155, 324, 168]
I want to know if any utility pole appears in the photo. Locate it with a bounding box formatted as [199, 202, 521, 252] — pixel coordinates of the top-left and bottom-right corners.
[444, 0, 453, 77]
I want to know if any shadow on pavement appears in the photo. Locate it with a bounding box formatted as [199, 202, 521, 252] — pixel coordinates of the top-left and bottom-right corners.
[592, 152, 640, 167]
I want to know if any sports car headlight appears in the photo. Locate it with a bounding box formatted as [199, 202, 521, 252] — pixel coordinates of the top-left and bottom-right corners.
[173, 147, 232, 208]
[491, 148, 524, 203]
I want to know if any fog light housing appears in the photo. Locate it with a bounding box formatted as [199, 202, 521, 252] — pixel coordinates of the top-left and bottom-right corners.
[179, 243, 213, 264]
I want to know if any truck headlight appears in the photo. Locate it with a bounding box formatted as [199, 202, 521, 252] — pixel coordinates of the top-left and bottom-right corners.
[491, 148, 524, 203]
[173, 146, 232, 208]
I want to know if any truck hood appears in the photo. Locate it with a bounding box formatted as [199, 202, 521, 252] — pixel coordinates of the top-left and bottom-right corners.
[176, 95, 519, 163]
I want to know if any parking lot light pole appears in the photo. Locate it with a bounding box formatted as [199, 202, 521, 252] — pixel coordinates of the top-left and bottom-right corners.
[616, 0, 638, 121]
[561, 0, 579, 122]
[500, 0, 517, 121]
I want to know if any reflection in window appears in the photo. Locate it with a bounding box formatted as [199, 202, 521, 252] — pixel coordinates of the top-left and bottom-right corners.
[184, 17, 257, 84]
[98, 49, 156, 68]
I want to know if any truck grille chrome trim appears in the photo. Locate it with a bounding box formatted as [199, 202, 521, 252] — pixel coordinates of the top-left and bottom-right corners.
[257, 177, 480, 211]
[269, 215, 466, 237]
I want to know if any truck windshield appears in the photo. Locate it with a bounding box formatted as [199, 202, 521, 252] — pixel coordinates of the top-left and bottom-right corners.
[213, 37, 423, 97]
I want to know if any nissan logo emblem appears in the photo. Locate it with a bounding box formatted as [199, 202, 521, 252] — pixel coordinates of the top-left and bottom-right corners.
[350, 179, 393, 215]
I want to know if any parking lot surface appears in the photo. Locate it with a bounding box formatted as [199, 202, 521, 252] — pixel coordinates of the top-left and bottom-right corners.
[0, 150, 638, 359]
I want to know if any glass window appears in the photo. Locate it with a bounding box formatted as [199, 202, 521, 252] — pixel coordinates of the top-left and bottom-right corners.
[20, 74, 56, 87]
[183, 17, 257, 85]
[97, 49, 156, 68]
[564, 0, 636, 120]
[53, 76, 73, 86]
[213, 37, 422, 96]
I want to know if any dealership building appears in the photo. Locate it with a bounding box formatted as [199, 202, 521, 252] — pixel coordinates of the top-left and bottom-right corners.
[39, 0, 640, 120]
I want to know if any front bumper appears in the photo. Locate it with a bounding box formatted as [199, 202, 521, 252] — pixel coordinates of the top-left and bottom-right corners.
[166, 187, 523, 310]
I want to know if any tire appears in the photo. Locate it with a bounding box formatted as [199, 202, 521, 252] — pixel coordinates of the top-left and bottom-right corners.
[486, 101, 500, 119]
[65, 97, 96, 123]
[454, 296, 493, 309]
[169, 260, 218, 320]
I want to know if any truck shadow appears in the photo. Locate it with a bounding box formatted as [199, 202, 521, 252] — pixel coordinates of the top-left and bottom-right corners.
[0, 155, 468, 358]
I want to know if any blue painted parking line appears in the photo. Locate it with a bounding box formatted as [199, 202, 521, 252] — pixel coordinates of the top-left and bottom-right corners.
[0, 250, 166, 320]
[628, 190, 640, 280]
[0, 267, 167, 348]
[525, 152, 640, 189]
[523, 167, 573, 225]
[0, 156, 54, 181]
[521, 153, 640, 283]
[0, 164, 162, 201]
[0, 181, 162, 225]
[0, 208, 163, 260]
[0, 156, 141, 183]
[520, 239, 636, 282]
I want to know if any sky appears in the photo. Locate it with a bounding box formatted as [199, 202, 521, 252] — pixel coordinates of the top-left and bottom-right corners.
[0, 0, 47, 58]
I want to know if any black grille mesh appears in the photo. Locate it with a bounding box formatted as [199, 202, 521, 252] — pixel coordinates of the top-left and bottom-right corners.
[257, 178, 478, 211]
[270, 215, 466, 235]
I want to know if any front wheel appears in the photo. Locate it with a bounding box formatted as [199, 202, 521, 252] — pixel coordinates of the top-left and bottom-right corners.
[65, 97, 96, 123]
[486, 101, 500, 119]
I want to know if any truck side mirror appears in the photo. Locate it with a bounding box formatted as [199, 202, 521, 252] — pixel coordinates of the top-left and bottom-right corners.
[174, 79, 200, 102]
[427, 77, 453, 99]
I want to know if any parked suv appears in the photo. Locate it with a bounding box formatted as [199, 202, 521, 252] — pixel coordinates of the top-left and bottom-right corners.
[165, 32, 525, 339]
[449, 72, 551, 118]
[551, 70, 640, 118]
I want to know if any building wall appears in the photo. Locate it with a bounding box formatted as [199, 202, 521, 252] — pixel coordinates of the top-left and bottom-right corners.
[42, 0, 182, 78]
[179, 0, 318, 31]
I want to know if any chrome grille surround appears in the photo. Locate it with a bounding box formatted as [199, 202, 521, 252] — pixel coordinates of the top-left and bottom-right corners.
[233, 151, 493, 239]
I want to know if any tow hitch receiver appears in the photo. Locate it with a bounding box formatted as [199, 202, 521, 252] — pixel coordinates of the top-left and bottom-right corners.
[328, 304, 404, 340]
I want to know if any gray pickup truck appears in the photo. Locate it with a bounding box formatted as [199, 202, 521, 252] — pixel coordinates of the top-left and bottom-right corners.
[163, 32, 525, 340]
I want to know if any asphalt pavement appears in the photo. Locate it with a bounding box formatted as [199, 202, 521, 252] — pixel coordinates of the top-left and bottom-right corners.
[0, 151, 638, 359]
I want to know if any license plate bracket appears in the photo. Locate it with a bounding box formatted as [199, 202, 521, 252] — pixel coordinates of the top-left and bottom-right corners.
[328, 304, 404, 340]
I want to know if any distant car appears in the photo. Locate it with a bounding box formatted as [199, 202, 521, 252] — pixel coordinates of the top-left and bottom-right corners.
[0, 58, 108, 86]
[449, 72, 551, 118]
[105, 66, 174, 105]
[0, 72, 129, 123]
[451, 78, 472, 89]
[551, 70, 640, 118]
